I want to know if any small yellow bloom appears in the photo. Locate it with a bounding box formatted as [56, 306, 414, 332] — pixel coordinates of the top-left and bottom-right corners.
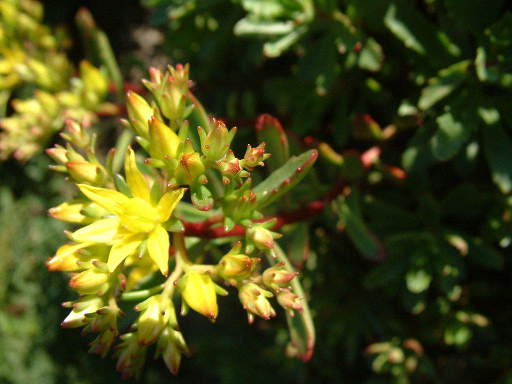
[72, 148, 185, 275]
[180, 271, 219, 320]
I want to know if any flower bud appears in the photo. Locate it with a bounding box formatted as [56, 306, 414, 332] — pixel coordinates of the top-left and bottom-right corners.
[61, 120, 91, 148]
[175, 150, 205, 185]
[217, 243, 259, 284]
[89, 328, 118, 357]
[47, 242, 90, 272]
[216, 150, 243, 177]
[126, 91, 154, 138]
[66, 161, 105, 184]
[238, 283, 276, 322]
[46, 145, 68, 164]
[262, 262, 299, 291]
[156, 327, 189, 375]
[135, 295, 174, 345]
[61, 295, 103, 328]
[114, 333, 148, 380]
[242, 143, 270, 170]
[180, 271, 219, 320]
[148, 116, 180, 160]
[69, 266, 109, 295]
[48, 200, 92, 224]
[80, 61, 108, 97]
[198, 119, 236, 162]
[277, 289, 303, 315]
[247, 225, 276, 251]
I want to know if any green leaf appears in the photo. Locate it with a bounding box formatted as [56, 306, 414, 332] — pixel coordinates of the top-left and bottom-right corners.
[418, 61, 469, 110]
[467, 238, 504, 270]
[481, 108, 512, 194]
[253, 149, 317, 208]
[234, 19, 295, 36]
[270, 243, 315, 362]
[191, 184, 214, 211]
[263, 25, 308, 58]
[358, 37, 383, 72]
[256, 114, 289, 171]
[406, 269, 432, 294]
[335, 191, 384, 261]
[285, 222, 310, 269]
[431, 111, 473, 161]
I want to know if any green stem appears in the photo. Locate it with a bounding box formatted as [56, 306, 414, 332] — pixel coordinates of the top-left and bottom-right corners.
[162, 233, 189, 297]
[268, 243, 316, 361]
[120, 284, 164, 301]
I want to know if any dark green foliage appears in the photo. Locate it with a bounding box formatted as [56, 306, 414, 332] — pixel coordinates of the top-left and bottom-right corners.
[2, 0, 512, 383]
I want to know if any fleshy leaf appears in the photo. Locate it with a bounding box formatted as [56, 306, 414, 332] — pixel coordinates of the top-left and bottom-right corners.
[253, 149, 317, 209]
[256, 114, 289, 171]
[335, 190, 385, 261]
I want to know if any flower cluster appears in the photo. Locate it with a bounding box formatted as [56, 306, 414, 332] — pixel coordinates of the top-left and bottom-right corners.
[47, 64, 312, 378]
[0, 0, 114, 160]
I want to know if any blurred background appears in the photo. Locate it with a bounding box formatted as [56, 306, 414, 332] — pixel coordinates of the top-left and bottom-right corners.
[2, 0, 512, 383]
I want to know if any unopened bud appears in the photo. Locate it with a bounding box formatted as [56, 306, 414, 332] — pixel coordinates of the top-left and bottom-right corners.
[238, 283, 276, 322]
[198, 119, 236, 162]
[61, 295, 103, 328]
[135, 295, 174, 345]
[47, 242, 90, 272]
[216, 150, 242, 177]
[262, 262, 299, 291]
[175, 151, 205, 185]
[126, 91, 154, 137]
[48, 201, 91, 224]
[66, 161, 105, 184]
[217, 243, 259, 284]
[69, 267, 109, 295]
[180, 271, 219, 320]
[46, 145, 68, 164]
[242, 143, 270, 170]
[156, 327, 189, 375]
[277, 289, 303, 315]
[247, 225, 276, 251]
[149, 116, 180, 160]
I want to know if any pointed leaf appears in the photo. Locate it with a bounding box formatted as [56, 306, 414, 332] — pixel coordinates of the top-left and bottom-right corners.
[335, 191, 384, 261]
[256, 114, 289, 171]
[253, 149, 317, 208]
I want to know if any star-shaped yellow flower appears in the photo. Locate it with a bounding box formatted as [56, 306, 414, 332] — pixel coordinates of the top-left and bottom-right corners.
[71, 148, 185, 275]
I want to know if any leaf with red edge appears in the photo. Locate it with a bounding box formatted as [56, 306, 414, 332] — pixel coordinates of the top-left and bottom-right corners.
[256, 114, 289, 171]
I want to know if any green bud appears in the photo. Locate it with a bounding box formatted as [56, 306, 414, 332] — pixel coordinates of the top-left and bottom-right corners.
[262, 262, 299, 291]
[238, 283, 276, 323]
[198, 119, 237, 162]
[126, 91, 154, 138]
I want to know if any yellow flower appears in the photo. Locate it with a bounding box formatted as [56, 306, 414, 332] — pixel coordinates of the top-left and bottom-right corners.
[72, 148, 185, 275]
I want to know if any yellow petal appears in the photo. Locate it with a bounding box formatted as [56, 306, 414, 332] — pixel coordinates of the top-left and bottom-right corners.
[108, 233, 145, 272]
[47, 242, 91, 271]
[118, 197, 159, 233]
[157, 188, 186, 222]
[48, 201, 91, 224]
[149, 116, 180, 159]
[181, 272, 218, 320]
[125, 148, 151, 201]
[147, 225, 170, 275]
[71, 217, 119, 243]
[78, 184, 129, 216]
